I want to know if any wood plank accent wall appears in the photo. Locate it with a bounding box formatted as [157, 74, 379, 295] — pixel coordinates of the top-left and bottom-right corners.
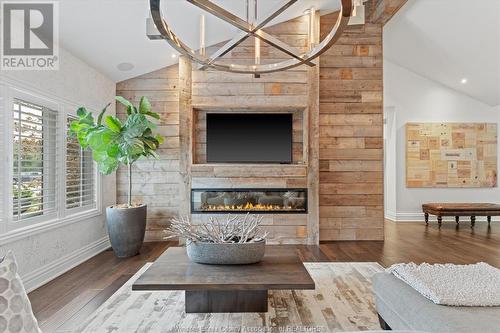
[307, 12, 321, 244]
[178, 56, 193, 220]
[116, 66, 180, 241]
[189, 15, 317, 244]
[318, 13, 384, 241]
[367, 0, 409, 25]
[115, 7, 397, 242]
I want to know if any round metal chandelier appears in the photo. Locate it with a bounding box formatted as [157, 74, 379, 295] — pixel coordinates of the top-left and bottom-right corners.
[148, 0, 354, 75]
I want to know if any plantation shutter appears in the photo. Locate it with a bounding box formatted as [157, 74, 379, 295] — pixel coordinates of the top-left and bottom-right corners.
[12, 99, 58, 221]
[66, 116, 96, 210]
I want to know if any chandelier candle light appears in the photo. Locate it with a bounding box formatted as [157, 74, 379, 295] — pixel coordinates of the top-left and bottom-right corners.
[147, 0, 355, 75]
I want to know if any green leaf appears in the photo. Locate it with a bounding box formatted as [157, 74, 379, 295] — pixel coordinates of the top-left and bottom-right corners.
[97, 103, 111, 125]
[143, 128, 152, 137]
[87, 127, 119, 151]
[69, 120, 89, 138]
[76, 107, 87, 118]
[115, 96, 136, 115]
[107, 145, 121, 158]
[142, 137, 157, 149]
[80, 111, 95, 126]
[139, 96, 152, 114]
[123, 114, 148, 138]
[123, 137, 144, 156]
[155, 134, 165, 144]
[92, 149, 109, 163]
[145, 150, 160, 159]
[77, 130, 89, 149]
[144, 118, 156, 130]
[97, 158, 119, 175]
[69, 121, 81, 133]
[118, 155, 129, 164]
[105, 116, 122, 133]
[115, 96, 133, 109]
[143, 111, 160, 120]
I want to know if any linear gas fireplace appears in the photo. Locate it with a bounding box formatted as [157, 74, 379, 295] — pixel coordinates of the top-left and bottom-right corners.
[191, 189, 308, 214]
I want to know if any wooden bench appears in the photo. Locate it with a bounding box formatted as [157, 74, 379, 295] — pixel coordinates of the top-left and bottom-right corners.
[422, 203, 500, 227]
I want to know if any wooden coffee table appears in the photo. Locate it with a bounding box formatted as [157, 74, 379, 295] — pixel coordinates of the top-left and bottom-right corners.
[132, 246, 315, 313]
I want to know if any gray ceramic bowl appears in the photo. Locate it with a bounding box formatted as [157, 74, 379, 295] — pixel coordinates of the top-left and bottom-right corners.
[186, 239, 266, 265]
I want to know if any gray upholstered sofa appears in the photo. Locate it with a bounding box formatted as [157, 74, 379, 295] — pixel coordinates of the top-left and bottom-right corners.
[372, 272, 500, 332]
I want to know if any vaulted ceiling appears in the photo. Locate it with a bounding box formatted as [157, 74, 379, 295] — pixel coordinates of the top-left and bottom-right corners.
[59, 0, 340, 82]
[384, 0, 500, 106]
[60, 0, 500, 107]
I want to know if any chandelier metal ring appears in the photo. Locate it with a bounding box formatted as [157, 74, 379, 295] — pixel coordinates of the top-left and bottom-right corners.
[149, 0, 354, 75]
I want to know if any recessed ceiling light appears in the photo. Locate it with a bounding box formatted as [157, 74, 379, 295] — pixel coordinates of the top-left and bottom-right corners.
[461, 78, 468, 84]
[116, 62, 134, 71]
[171, 53, 177, 58]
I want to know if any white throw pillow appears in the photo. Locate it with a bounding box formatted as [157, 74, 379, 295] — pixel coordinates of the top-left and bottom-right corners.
[0, 251, 42, 333]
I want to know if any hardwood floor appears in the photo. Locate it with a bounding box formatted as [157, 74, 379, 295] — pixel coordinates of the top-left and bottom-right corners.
[29, 220, 500, 332]
[320, 220, 500, 267]
[29, 241, 172, 333]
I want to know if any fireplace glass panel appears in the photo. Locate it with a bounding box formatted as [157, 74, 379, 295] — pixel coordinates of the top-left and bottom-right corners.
[191, 189, 307, 214]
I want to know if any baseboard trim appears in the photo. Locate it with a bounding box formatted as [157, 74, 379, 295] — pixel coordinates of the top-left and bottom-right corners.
[385, 211, 500, 222]
[22, 236, 110, 293]
[385, 210, 397, 221]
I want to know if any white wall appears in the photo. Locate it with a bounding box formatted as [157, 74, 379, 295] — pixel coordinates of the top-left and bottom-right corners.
[382, 0, 500, 106]
[384, 60, 500, 221]
[0, 47, 116, 291]
[383, 106, 397, 220]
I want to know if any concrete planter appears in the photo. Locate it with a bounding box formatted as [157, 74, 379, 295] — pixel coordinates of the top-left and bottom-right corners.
[186, 239, 266, 265]
[106, 204, 147, 258]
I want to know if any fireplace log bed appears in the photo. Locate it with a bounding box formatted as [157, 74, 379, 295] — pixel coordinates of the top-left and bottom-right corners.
[191, 188, 308, 214]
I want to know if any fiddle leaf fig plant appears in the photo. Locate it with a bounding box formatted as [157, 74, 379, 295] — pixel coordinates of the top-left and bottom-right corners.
[69, 96, 164, 207]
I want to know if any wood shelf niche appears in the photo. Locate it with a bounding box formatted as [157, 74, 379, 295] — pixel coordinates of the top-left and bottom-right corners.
[191, 164, 308, 189]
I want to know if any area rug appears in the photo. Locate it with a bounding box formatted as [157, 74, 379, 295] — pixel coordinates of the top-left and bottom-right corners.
[76, 262, 383, 333]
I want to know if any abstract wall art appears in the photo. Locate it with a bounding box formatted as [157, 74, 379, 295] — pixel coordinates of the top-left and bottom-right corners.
[406, 123, 497, 188]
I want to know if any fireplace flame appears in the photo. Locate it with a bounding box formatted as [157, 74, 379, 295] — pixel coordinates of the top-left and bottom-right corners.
[202, 202, 302, 212]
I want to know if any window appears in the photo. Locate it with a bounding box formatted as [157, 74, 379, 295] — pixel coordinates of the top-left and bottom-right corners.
[66, 116, 96, 211]
[5, 89, 101, 231]
[12, 99, 58, 221]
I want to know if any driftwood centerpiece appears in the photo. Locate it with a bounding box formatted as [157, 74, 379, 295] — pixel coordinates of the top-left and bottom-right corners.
[164, 214, 267, 265]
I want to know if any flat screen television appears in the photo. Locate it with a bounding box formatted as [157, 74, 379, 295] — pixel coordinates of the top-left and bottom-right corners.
[206, 113, 293, 163]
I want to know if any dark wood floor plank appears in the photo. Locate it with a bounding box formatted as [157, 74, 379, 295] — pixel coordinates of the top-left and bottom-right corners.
[57, 274, 133, 332]
[38, 289, 100, 333]
[28, 221, 500, 333]
[30, 242, 171, 331]
[296, 245, 331, 262]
